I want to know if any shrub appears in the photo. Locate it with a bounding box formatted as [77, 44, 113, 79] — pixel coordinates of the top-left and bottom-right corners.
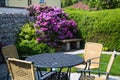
[16, 22, 55, 56]
[26, 5, 78, 47]
[83, 0, 120, 10]
[65, 8, 120, 51]
[64, 0, 73, 7]
[61, 0, 79, 8]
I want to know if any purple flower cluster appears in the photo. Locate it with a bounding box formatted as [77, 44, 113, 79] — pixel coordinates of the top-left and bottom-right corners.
[27, 5, 78, 47]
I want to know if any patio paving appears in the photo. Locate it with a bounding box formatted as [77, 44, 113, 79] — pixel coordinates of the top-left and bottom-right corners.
[0, 64, 8, 80]
[0, 50, 120, 80]
[70, 73, 120, 80]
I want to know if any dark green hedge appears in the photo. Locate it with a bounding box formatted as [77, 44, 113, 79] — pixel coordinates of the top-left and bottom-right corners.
[65, 8, 120, 51]
[83, 0, 120, 9]
[61, 0, 79, 8]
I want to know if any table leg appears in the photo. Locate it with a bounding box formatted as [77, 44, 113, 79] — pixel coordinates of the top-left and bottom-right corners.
[58, 68, 62, 80]
[67, 67, 71, 80]
[54, 67, 71, 80]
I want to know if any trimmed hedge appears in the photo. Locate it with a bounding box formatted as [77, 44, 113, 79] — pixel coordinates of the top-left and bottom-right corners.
[65, 8, 120, 51]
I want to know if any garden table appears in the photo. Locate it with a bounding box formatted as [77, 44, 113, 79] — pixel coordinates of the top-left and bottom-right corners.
[26, 53, 84, 80]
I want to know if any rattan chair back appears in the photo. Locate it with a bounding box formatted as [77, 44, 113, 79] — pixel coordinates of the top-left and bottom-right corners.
[7, 58, 36, 80]
[84, 42, 103, 68]
[80, 50, 117, 80]
[2, 45, 19, 59]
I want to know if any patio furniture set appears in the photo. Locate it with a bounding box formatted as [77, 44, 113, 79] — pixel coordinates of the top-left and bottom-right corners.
[1, 42, 117, 80]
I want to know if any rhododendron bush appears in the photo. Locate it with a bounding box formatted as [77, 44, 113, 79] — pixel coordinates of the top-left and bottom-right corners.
[27, 5, 78, 47]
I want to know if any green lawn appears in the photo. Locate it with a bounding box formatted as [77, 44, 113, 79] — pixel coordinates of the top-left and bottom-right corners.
[100, 54, 120, 76]
[61, 54, 120, 76]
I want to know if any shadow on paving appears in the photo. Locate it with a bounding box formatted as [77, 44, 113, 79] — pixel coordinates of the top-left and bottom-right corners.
[0, 64, 8, 80]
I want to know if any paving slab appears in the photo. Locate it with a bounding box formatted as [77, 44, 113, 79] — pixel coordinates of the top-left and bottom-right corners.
[0, 64, 8, 80]
[70, 73, 120, 80]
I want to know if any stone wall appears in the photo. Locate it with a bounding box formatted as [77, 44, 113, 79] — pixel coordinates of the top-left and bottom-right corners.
[0, 13, 33, 45]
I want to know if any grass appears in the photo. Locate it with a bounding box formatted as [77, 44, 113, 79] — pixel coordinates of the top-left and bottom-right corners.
[100, 54, 120, 76]
[61, 54, 120, 76]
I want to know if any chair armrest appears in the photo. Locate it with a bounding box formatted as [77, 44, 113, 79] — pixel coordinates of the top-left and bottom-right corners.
[87, 56, 101, 62]
[19, 56, 29, 60]
[87, 61, 108, 65]
[86, 56, 107, 66]
[40, 72, 55, 80]
[82, 56, 108, 76]
[85, 56, 101, 70]
[80, 69, 108, 76]
[81, 69, 107, 75]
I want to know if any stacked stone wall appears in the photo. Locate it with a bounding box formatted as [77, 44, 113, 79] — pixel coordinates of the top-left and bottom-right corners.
[0, 13, 33, 45]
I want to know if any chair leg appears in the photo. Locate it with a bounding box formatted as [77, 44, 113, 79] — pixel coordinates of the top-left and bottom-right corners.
[79, 71, 82, 80]
[7, 73, 10, 80]
[98, 69, 101, 77]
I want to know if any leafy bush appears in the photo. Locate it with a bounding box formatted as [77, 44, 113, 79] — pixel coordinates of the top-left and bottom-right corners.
[61, 0, 79, 8]
[27, 5, 78, 47]
[65, 8, 120, 51]
[64, 0, 73, 7]
[16, 22, 55, 56]
[83, 0, 120, 10]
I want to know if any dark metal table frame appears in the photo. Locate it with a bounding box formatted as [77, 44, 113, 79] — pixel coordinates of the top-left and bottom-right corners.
[26, 53, 84, 80]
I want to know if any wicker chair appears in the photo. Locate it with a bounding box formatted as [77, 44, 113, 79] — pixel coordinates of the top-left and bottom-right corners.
[1, 45, 20, 80]
[80, 50, 117, 80]
[2, 45, 19, 59]
[7, 58, 55, 80]
[2, 45, 54, 80]
[75, 42, 103, 70]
